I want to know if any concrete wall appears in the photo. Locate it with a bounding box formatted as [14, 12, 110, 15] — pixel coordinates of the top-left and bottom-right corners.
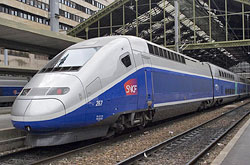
[0, 53, 48, 70]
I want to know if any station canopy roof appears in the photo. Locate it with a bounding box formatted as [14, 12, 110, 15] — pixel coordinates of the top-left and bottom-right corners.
[0, 17, 82, 56]
[68, 0, 250, 69]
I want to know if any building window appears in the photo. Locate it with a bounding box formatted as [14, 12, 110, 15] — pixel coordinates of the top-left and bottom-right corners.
[0, 5, 50, 26]
[17, 0, 49, 12]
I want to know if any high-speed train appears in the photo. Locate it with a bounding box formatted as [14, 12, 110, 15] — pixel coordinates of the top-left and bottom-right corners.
[11, 36, 250, 146]
[0, 76, 28, 106]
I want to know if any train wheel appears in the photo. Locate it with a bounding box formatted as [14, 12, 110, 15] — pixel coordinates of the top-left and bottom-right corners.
[106, 128, 115, 139]
[138, 112, 148, 130]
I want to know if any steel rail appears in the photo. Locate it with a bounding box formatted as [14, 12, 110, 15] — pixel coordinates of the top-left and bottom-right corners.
[0, 146, 33, 158]
[30, 140, 107, 165]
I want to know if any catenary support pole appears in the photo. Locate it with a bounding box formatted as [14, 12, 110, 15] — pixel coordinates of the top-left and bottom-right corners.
[209, 0, 212, 41]
[242, 3, 245, 40]
[123, 4, 125, 35]
[98, 20, 100, 37]
[85, 27, 89, 40]
[149, 0, 152, 42]
[164, 0, 167, 47]
[193, 0, 196, 43]
[136, 0, 138, 37]
[175, 0, 180, 52]
[225, 0, 228, 41]
[110, 12, 112, 35]
[50, 0, 59, 32]
[4, 49, 8, 66]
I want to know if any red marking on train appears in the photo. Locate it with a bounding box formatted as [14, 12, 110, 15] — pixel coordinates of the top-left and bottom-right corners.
[57, 88, 62, 95]
[13, 90, 17, 95]
[124, 79, 138, 95]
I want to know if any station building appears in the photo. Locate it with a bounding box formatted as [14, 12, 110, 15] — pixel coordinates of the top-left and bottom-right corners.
[0, 0, 113, 31]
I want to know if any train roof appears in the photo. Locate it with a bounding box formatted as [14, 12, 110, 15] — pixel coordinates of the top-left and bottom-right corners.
[68, 35, 200, 63]
[206, 62, 236, 75]
[67, 36, 249, 83]
[68, 36, 122, 49]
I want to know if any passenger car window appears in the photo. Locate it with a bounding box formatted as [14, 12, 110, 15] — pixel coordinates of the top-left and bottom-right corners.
[147, 44, 154, 54]
[169, 52, 173, 60]
[177, 55, 181, 62]
[163, 49, 167, 58]
[154, 46, 159, 55]
[121, 55, 132, 67]
[159, 48, 163, 57]
[181, 56, 185, 64]
[174, 54, 177, 61]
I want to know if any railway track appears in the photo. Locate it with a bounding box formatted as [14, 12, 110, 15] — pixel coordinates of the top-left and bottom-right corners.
[0, 124, 156, 164]
[0, 120, 170, 165]
[0, 139, 101, 165]
[117, 102, 250, 165]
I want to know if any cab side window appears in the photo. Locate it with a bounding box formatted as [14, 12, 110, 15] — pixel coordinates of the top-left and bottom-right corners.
[121, 55, 131, 67]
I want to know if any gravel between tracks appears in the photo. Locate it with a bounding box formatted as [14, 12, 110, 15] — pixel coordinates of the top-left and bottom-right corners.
[51, 99, 250, 165]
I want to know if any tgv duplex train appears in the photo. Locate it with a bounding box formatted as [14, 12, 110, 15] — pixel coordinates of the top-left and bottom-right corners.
[11, 36, 250, 146]
[0, 76, 27, 106]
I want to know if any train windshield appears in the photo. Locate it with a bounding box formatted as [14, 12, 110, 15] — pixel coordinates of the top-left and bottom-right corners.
[40, 47, 100, 73]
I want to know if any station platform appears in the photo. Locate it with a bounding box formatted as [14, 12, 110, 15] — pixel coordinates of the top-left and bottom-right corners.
[212, 117, 250, 165]
[0, 112, 13, 129]
[0, 107, 11, 115]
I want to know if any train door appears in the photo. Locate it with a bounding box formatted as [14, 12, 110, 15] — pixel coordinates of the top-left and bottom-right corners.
[139, 54, 154, 109]
[235, 82, 238, 95]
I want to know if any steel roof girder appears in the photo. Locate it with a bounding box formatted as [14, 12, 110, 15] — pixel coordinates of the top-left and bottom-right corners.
[166, 39, 250, 50]
[234, 0, 250, 6]
[67, 0, 130, 36]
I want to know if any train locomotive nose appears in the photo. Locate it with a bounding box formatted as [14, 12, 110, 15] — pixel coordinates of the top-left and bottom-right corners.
[12, 99, 65, 132]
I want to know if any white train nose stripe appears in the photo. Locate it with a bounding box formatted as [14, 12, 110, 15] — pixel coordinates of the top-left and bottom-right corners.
[12, 99, 65, 122]
[11, 99, 32, 116]
[12, 110, 65, 122]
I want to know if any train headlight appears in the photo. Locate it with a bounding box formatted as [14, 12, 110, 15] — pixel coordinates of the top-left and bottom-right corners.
[25, 126, 31, 132]
[47, 87, 70, 95]
[20, 88, 31, 96]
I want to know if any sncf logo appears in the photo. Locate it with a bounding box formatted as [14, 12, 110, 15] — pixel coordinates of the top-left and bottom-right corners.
[124, 79, 138, 95]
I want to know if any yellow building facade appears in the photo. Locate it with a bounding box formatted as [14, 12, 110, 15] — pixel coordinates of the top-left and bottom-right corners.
[0, 0, 113, 31]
